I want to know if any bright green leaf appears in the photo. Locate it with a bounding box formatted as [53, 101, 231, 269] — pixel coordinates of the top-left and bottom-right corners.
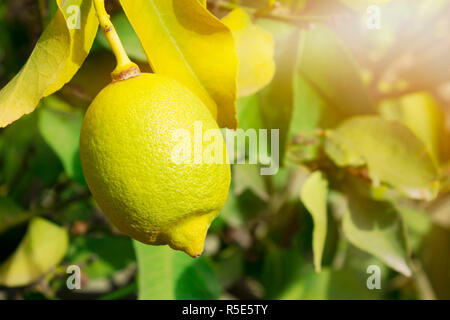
[300, 171, 328, 272]
[38, 96, 85, 185]
[290, 72, 344, 137]
[134, 241, 221, 300]
[325, 116, 439, 200]
[0, 217, 68, 287]
[290, 74, 327, 135]
[0, 0, 98, 128]
[119, 0, 238, 128]
[237, 94, 264, 131]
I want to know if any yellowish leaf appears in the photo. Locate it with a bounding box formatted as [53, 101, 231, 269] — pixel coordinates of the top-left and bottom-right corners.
[399, 92, 446, 165]
[0, 217, 69, 287]
[119, 0, 238, 129]
[379, 92, 447, 165]
[0, 0, 98, 128]
[300, 171, 328, 273]
[325, 116, 439, 200]
[223, 8, 275, 97]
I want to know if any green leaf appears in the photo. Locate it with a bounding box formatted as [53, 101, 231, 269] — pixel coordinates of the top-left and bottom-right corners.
[134, 241, 221, 300]
[0, 113, 37, 185]
[38, 96, 85, 185]
[336, 189, 412, 276]
[287, 267, 383, 300]
[237, 94, 264, 131]
[0, 113, 63, 198]
[234, 95, 269, 165]
[119, 0, 238, 128]
[421, 225, 450, 299]
[325, 116, 439, 200]
[0, 217, 68, 287]
[67, 236, 135, 279]
[290, 72, 344, 137]
[300, 171, 328, 272]
[213, 246, 244, 288]
[222, 8, 275, 97]
[0, 0, 98, 128]
[397, 205, 431, 252]
[0, 196, 34, 235]
[290, 74, 327, 135]
[233, 164, 269, 201]
[97, 13, 147, 62]
[261, 246, 381, 299]
[259, 25, 300, 165]
[298, 25, 374, 117]
[261, 247, 305, 299]
[218, 187, 265, 228]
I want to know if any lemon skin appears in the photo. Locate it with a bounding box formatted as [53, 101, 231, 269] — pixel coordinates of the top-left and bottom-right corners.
[80, 73, 230, 257]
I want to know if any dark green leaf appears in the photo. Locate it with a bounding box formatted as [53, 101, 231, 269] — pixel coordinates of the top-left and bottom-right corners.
[67, 236, 135, 279]
[298, 25, 374, 117]
[258, 23, 300, 165]
[134, 241, 221, 300]
[337, 189, 412, 276]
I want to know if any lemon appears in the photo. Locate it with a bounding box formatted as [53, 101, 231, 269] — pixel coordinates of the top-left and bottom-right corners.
[80, 73, 230, 257]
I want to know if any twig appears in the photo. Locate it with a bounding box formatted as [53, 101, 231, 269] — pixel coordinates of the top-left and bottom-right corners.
[208, 0, 336, 27]
[38, 0, 48, 28]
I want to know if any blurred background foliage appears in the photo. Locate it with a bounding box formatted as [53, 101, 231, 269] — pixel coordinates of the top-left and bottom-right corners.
[0, 0, 449, 300]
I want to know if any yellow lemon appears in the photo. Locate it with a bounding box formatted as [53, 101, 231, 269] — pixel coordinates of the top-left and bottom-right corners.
[80, 73, 230, 257]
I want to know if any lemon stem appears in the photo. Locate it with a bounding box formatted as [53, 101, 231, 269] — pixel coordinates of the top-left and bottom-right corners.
[93, 0, 140, 81]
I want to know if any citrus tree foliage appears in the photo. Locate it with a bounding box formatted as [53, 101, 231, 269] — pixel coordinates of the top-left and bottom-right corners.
[0, 0, 449, 300]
